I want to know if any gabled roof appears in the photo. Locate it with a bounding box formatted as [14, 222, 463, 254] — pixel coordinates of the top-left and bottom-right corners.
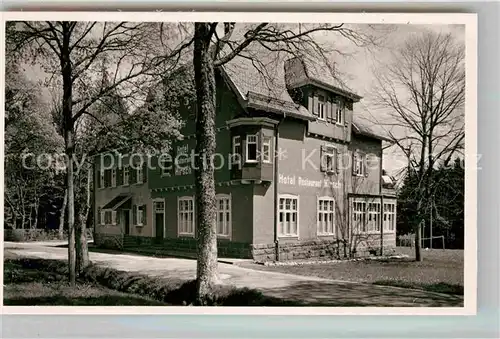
[222, 51, 391, 142]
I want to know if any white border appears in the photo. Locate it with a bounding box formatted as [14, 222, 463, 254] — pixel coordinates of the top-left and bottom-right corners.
[0, 11, 477, 316]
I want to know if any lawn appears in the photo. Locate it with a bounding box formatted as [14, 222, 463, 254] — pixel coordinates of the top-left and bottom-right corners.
[3, 251, 169, 306]
[243, 247, 464, 295]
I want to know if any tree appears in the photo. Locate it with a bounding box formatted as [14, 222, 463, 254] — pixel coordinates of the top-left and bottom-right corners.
[191, 22, 379, 303]
[8, 21, 158, 285]
[373, 30, 465, 261]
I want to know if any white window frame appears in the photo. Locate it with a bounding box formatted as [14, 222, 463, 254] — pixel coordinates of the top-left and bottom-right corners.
[354, 151, 366, 177]
[317, 197, 335, 236]
[352, 199, 367, 234]
[111, 168, 117, 187]
[383, 202, 396, 232]
[102, 209, 113, 225]
[111, 210, 117, 225]
[278, 194, 299, 238]
[136, 205, 144, 226]
[123, 166, 130, 186]
[178, 196, 195, 236]
[367, 202, 381, 233]
[261, 136, 272, 164]
[99, 208, 105, 225]
[232, 136, 242, 165]
[216, 194, 231, 238]
[246, 134, 258, 163]
[335, 101, 344, 126]
[322, 146, 337, 174]
[160, 158, 170, 177]
[316, 95, 326, 120]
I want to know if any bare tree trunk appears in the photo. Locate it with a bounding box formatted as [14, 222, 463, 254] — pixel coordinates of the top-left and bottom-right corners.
[61, 23, 76, 286]
[59, 189, 67, 239]
[76, 166, 90, 273]
[193, 22, 218, 304]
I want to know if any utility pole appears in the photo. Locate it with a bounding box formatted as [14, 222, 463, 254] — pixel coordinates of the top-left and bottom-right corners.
[430, 199, 433, 249]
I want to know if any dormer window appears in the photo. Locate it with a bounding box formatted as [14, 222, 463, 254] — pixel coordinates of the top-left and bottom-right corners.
[246, 134, 258, 163]
[316, 95, 326, 120]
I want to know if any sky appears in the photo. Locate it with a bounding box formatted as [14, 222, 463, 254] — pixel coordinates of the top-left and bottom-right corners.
[16, 22, 466, 179]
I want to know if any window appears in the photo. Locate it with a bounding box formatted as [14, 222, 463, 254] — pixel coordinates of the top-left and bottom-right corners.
[353, 200, 366, 233]
[111, 210, 117, 225]
[111, 169, 117, 187]
[232, 136, 241, 165]
[353, 151, 366, 176]
[384, 203, 396, 232]
[246, 134, 258, 162]
[317, 198, 335, 235]
[102, 210, 113, 225]
[335, 101, 343, 125]
[133, 205, 146, 226]
[367, 202, 381, 232]
[216, 195, 231, 237]
[136, 167, 143, 184]
[261, 136, 272, 163]
[99, 170, 105, 188]
[178, 196, 195, 235]
[278, 195, 298, 237]
[316, 95, 326, 120]
[321, 146, 337, 173]
[123, 166, 130, 186]
[159, 157, 171, 176]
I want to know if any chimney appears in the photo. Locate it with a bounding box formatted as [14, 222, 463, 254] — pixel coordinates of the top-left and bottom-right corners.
[284, 57, 308, 89]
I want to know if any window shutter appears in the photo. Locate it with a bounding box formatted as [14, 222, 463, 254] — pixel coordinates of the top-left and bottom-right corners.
[142, 205, 147, 225]
[117, 167, 123, 186]
[143, 163, 147, 183]
[332, 101, 337, 123]
[97, 169, 101, 189]
[132, 205, 137, 225]
[130, 166, 136, 184]
[320, 146, 326, 172]
[326, 98, 332, 122]
[104, 170, 111, 187]
[364, 154, 369, 177]
[313, 93, 318, 115]
[352, 152, 358, 175]
[97, 207, 102, 225]
[335, 148, 340, 174]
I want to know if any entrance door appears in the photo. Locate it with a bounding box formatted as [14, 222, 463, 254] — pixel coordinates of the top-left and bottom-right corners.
[155, 213, 164, 240]
[124, 210, 130, 235]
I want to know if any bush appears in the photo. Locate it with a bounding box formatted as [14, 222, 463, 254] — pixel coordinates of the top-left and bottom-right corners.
[4, 228, 94, 242]
[5, 258, 303, 306]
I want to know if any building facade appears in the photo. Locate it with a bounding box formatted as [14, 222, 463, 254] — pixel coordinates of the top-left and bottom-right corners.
[94, 56, 397, 262]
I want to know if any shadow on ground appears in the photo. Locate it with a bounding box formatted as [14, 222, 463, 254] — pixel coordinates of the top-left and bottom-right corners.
[260, 280, 464, 307]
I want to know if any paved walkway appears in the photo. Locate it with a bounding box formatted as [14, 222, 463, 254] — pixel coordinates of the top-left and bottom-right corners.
[4, 242, 464, 307]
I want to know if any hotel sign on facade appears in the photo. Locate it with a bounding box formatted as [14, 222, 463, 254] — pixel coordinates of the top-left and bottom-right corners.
[279, 173, 342, 189]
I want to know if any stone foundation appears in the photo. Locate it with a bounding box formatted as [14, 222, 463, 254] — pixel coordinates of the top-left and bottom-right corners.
[95, 232, 395, 262]
[252, 240, 396, 263]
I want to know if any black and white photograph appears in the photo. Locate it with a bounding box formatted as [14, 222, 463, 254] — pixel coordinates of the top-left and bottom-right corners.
[1, 12, 476, 312]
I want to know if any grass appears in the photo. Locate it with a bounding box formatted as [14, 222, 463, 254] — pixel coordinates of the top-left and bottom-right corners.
[242, 247, 464, 295]
[3, 252, 303, 306]
[3, 255, 169, 306]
